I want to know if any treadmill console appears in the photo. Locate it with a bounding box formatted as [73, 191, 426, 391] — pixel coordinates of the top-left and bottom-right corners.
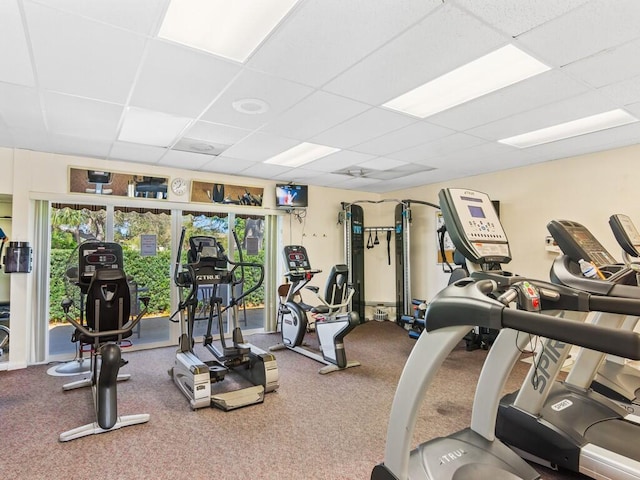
[438, 188, 510, 265]
[547, 220, 616, 268]
[78, 242, 123, 289]
[609, 214, 640, 258]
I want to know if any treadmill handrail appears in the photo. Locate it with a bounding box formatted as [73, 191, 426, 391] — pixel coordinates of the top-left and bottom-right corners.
[425, 278, 640, 360]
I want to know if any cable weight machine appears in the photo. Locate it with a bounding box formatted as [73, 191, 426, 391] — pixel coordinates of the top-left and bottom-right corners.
[340, 199, 439, 323]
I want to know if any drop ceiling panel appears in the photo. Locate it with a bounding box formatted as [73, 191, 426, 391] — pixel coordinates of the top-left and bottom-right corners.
[351, 121, 455, 157]
[10, 127, 52, 152]
[562, 38, 640, 89]
[598, 76, 640, 107]
[248, 0, 442, 87]
[0, 0, 35, 87]
[453, 0, 590, 37]
[236, 162, 291, 179]
[304, 150, 375, 173]
[517, 0, 640, 67]
[0, 83, 46, 131]
[222, 132, 299, 162]
[201, 69, 313, 130]
[389, 133, 486, 164]
[273, 167, 323, 182]
[109, 141, 168, 164]
[311, 107, 416, 149]
[261, 90, 369, 140]
[44, 92, 123, 141]
[50, 134, 112, 158]
[130, 40, 241, 118]
[332, 176, 382, 190]
[186, 121, 251, 145]
[323, 2, 506, 105]
[157, 150, 210, 169]
[200, 156, 257, 174]
[467, 91, 621, 141]
[30, 0, 170, 36]
[24, 2, 147, 104]
[427, 70, 590, 131]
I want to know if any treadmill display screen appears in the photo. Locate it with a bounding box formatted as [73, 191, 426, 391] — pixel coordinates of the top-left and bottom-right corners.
[468, 205, 485, 219]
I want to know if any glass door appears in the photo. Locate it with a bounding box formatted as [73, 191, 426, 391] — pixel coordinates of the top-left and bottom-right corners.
[48, 203, 106, 359]
[113, 206, 172, 347]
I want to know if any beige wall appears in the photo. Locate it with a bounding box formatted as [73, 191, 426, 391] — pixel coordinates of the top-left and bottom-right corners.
[2, 142, 640, 368]
[389, 143, 640, 304]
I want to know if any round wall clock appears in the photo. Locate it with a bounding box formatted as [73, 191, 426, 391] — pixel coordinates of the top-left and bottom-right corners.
[171, 177, 188, 196]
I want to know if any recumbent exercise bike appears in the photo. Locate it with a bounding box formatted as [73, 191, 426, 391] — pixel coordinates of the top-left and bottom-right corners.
[270, 245, 360, 374]
[59, 241, 149, 442]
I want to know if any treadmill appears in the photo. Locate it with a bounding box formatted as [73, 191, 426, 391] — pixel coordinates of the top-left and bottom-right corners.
[371, 188, 640, 480]
[495, 218, 640, 480]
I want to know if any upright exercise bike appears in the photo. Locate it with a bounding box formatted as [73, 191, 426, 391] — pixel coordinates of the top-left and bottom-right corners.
[170, 228, 279, 411]
[59, 241, 149, 442]
[271, 245, 360, 374]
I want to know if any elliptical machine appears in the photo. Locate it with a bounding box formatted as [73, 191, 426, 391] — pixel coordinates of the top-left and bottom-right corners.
[170, 228, 278, 411]
[270, 245, 360, 374]
[59, 241, 150, 442]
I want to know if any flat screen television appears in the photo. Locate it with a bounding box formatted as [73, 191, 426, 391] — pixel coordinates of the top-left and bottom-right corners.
[275, 184, 308, 209]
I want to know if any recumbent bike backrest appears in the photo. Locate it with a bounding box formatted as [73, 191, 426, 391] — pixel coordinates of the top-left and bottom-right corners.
[83, 268, 132, 344]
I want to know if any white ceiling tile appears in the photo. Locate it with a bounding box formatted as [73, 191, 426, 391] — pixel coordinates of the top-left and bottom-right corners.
[119, 107, 192, 147]
[236, 162, 291, 179]
[10, 127, 52, 152]
[358, 157, 407, 171]
[186, 121, 251, 145]
[332, 176, 382, 190]
[0, 0, 35, 87]
[453, 0, 590, 37]
[222, 132, 299, 162]
[200, 156, 257, 174]
[517, 0, 640, 66]
[24, 2, 146, 103]
[427, 70, 590, 131]
[310, 108, 416, 149]
[467, 91, 620, 141]
[261, 90, 370, 140]
[352, 121, 455, 156]
[248, 0, 442, 87]
[598, 76, 640, 107]
[304, 150, 375, 173]
[389, 133, 486, 163]
[323, 3, 506, 105]
[201, 69, 313, 130]
[562, 38, 640, 89]
[30, 0, 170, 36]
[273, 167, 323, 182]
[109, 141, 168, 164]
[49, 133, 112, 158]
[157, 150, 210, 169]
[44, 92, 123, 141]
[130, 40, 241, 117]
[0, 83, 46, 130]
[0, 127, 14, 147]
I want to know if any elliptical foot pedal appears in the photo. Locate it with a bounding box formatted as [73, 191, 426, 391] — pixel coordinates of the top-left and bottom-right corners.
[211, 385, 265, 411]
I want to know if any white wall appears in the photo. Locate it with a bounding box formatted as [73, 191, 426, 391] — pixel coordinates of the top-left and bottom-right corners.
[387, 143, 640, 303]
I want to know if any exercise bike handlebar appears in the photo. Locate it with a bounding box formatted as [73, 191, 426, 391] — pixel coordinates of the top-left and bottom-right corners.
[61, 296, 150, 340]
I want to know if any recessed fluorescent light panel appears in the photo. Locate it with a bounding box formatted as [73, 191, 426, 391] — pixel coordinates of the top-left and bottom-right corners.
[265, 142, 340, 167]
[118, 107, 192, 147]
[499, 109, 638, 148]
[158, 0, 299, 63]
[383, 44, 550, 118]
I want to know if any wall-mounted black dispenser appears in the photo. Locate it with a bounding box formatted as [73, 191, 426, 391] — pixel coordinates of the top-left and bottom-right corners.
[3, 241, 32, 273]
